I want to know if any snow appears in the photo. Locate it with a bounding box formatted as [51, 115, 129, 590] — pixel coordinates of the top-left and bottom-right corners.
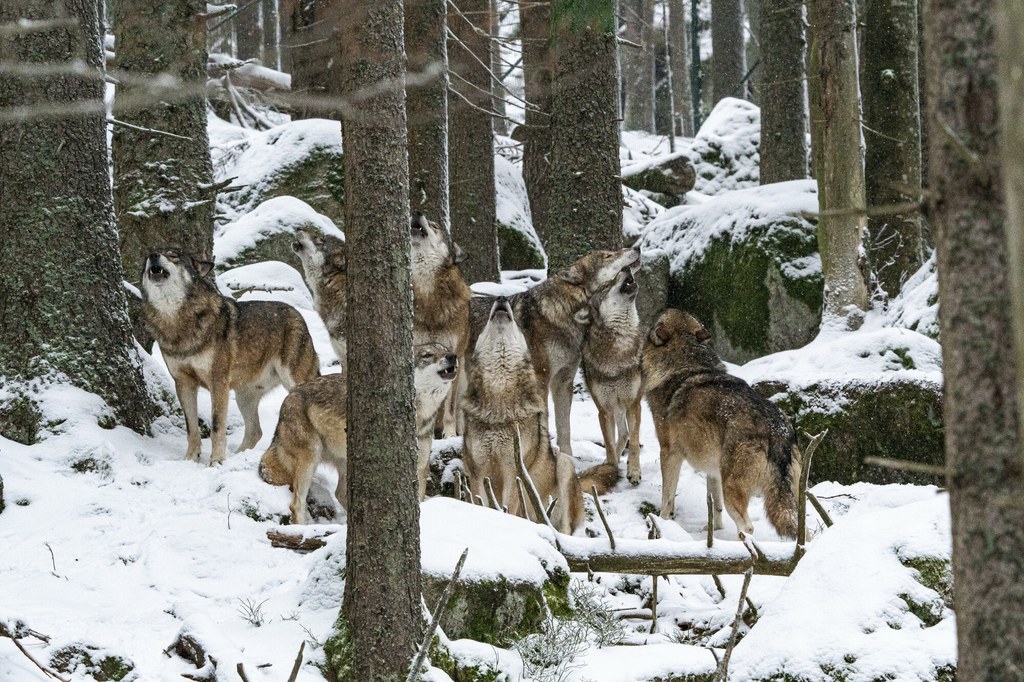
[495, 155, 546, 266]
[213, 195, 343, 265]
[689, 97, 761, 195]
[881, 252, 940, 339]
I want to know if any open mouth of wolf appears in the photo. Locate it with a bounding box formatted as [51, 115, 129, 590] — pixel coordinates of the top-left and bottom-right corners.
[490, 299, 513, 323]
[411, 222, 428, 241]
[620, 270, 638, 296]
[148, 264, 169, 282]
[438, 364, 457, 381]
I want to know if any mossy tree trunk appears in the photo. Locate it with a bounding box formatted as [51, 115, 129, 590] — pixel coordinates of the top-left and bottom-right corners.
[406, 0, 450, 229]
[545, 0, 623, 271]
[862, 0, 924, 299]
[711, 0, 745, 102]
[325, 0, 422, 678]
[927, 0, 1024, 675]
[111, 0, 214, 281]
[759, 0, 808, 183]
[520, 0, 553, 242]
[448, 0, 500, 283]
[622, 0, 657, 132]
[668, 0, 693, 135]
[0, 0, 159, 441]
[690, 0, 704, 128]
[808, 0, 868, 323]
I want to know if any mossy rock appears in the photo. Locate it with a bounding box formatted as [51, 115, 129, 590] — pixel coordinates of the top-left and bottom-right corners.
[50, 645, 134, 681]
[756, 378, 944, 485]
[498, 220, 546, 271]
[430, 638, 504, 682]
[623, 154, 697, 197]
[636, 250, 670, 331]
[901, 556, 954, 609]
[495, 155, 545, 271]
[0, 393, 42, 445]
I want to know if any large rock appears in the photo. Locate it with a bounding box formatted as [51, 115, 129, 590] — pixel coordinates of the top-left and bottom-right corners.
[638, 180, 823, 363]
[623, 151, 697, 207]
[689, 97, 760, 196]
[495, 156, 546, 271]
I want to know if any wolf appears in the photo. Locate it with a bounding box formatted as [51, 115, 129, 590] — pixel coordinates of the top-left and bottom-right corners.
[259, 344, 457, 523]
[141, 247, 320, 465]
[410, 213, 471, 438]
[468, 246, 642, 457]
[462, 298, 618, 534]
[642, 308, 801, 538]
[577, 267, 644, 485]
[292, 226, 347, 369]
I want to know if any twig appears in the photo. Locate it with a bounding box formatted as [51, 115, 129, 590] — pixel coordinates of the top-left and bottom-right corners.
[483, 477, 503, 511]
[706, 492, 714, 549]
[107, 117, 194, 141]
[711, 575, 726, 599]
[516, 477, 533, 522]
[819, 200, 923, 219]
[806, 491, 834, 528]
[407, 549, 469, 682]
[227, 492, 232, 530]
[286, 641, 305, 682]
[714, 567, 754, 682]
[545, 497, 557, 518]
[590, 486, 616, 551]
[236, 662, 250, 682]
[4, 635, 69, 682]
[796, 430, 827, 560]
[44, 542, 57, 574]
[649, 576, 659, 634]
[863, 456, 945, 476]
[453, 469, 464, 501]
[514, 424, 560, 549]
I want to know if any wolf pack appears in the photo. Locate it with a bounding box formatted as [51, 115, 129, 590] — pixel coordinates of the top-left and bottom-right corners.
[140, 214, 802, 540]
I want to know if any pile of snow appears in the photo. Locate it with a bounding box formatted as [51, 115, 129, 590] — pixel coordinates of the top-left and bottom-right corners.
[216, 261, 314, 310]
[690, 97, 761, 195]
[881, 252, 940, 340]
[214, 196, 343, 265]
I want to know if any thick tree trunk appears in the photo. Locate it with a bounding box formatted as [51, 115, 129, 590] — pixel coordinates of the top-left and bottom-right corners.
[112, 0, 214, 284]
[927, 0, 1024, 676]
[546, 0, 623, 271]
[286, 0, 335, 117]
[448, 0, 500, 282]
[406, 0, 450, 228]
[520, 0, 553, 242]
[668, 0, 693, 136]
[262, 0, 281, 69]
[0, 0, 158, 440]
[711, 0, 745, 102]
[490, 0, 507, 136]
[759, 0, 807, 183]
[862, 0, 924, 299]
[622, 0, 657, 131]
[323, 1, 422, 678]
[235, 1, 262, 60]
[808, 0, 868, 322]
[690, 0, 704, 128]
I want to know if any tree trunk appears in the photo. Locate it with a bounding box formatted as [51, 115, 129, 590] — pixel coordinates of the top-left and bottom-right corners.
[759, 0, 807, 183]
[622, 0, 657, 131]
[448, 0, 500, 282]
[745, 0, 759, 102]
[324, 0, 422, 679]
[669, 0, 693, 135]
[862, 0, 924, 299]
[262, 0, 281, 70]
[711, 0, 745, 102]
[546, 0, 623, 271]
[490, 0, 507, 136]
[520, 0, 553, 242]
[112, 0, 214, 284]
[690, 0, 704, 128]
[406, 0, 450, 228]
[0, 0, 158, 441]
[928, 0, 1024, 674]
[286, 0, 335, 117]
[236, 1, 262, 60]
[808, 0, 868, 322]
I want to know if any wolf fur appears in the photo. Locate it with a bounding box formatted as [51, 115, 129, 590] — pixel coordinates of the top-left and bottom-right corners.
[259, 344, 457, 523]
[141, 247, 320, 465]
[642, 309, 801, 538]
[468, 246, 642, 457]
[462, 299, 619, 533]
[292, 226, 347, 369]
[577, 268, 644, 485]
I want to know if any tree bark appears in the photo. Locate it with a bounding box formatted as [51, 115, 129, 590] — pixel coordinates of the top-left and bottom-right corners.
[622, 0, 657, 131]
[235, 1, 262, 60]
[262, 0, 281, 70]
[808, 0, 868, 322]
[111, 0, 214, 284]
[545, 0, 623, 271]
[862, 0, 924, 299]
[520, 0, 553, 242]
[745, 0, 759, 102]
[759, 0, 808, 183]
[405, 0, 450, 229]
[927, 0, 1024, 675]
[0, 0, 158, 440]
[490, 0, 507, 136]
[711, 0, 745, 102]
[668, 0, 693, 136]
[448, 0, 500, 283]
[325, 0, 422, 678]
[690, 0, 704, 128]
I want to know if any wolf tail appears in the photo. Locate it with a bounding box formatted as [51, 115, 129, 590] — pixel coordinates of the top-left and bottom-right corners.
[578, 462, 621, 496]
[763, 440, 801, 539]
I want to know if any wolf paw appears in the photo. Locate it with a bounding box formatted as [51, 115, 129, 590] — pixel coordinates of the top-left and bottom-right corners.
[184, 449, 201, 462]
[627, 469, 642, 486]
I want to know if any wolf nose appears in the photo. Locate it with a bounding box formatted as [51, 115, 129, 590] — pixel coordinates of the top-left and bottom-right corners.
[445, 353, 457, 365]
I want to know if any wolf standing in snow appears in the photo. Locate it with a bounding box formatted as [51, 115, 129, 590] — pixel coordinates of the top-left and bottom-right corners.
[292, 226, 347, 370]
[140, 247, 320, 465]
[643, 308, 801, 538]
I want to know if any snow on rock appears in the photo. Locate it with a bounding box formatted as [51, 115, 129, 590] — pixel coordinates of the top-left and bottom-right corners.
[881, 251, 940, 340]
[567, 643, 716, 681]
[622, 186, 665, 243]
[216, 260, 314, 311]
[495, 155, 546, 270]
[690, 97, 761, 195]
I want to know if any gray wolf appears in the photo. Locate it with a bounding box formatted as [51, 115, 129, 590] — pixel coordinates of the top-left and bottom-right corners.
[577, 267, 644, 485]
[259, 343, 457, 523]
[462, 299, 618, 533]
[468, 246, 642, 457]
[292, 226, 347, 369]
[642, 308, 801, 538]
[141, 247, 320, 465]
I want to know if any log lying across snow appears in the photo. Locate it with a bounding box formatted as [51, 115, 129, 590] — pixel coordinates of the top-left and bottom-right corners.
[266, 524, 342, 552]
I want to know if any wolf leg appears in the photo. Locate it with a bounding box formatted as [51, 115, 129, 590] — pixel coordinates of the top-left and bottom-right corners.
[290, 449, 317, 525]
[659, 448, 683, 520]
[722, 479, 755, 537]
[175, 376, 202, 462]
[625, 400, 642, 485]
[235, 388, 265, 452]
[706, 473, 725, 530]
[550, 364, 577, 457]
[209, 378, 231, 465]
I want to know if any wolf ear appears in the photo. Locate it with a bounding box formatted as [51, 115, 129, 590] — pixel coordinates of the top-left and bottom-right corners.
[452, 242, 468, 265]
[556, 266, 585, 286]
[573, 308, 592, 326]
[194, 258, 215, 278]
[694, 325, 712, 343]
[648, 319, 671, 346]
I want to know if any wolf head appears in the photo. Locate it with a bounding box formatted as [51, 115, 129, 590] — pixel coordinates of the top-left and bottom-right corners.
[140, 247, 215, 314]
[577, 267, 639, 328]
[643, 309, 723, 387]
[292, 226, 346, 281]
[415, 342, 458, 388]
[555, 245, 641, 296]
[410, 213, 466, 284]
[474, 297, 528, 357]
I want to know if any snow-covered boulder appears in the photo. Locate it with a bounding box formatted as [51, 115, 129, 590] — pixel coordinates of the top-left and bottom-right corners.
[690, 97, 760, 196]
[622, 186, 665, 244]
[882, 253, 940, 341]
[622, 151, 697, 207]
[495, 155, 546, 270]
[737, 327, 945, 486]
[638, 180, 823, 363]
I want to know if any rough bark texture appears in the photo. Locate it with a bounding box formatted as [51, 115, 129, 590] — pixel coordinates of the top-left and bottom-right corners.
[405, 0, 450, 229]
[668, 0, 693, 135]
[759, 0, 808, 183]
[235, 0, 262, 60]
[546, 0, 624, 271]
[711, 0, 745, 102]
[622, 0, 657, 131]
[927, 0, 1024, 677]
[745, 0, 759, 102]
[324, 0, 422, 678]
[262, 0, 281, 70]
[448, 0, 500, 282]
[111, 0, 214, 282]
[862, 0, 924, 299]
[520, 0, 553, 241]
[490, 0, 507, 135]
[690, 0, 704, 128]
[808, 0, 868, 321]
[285, 0, 336, 117]
[0, 0, 158, 440]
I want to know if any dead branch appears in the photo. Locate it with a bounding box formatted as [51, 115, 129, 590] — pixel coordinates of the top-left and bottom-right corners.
[711, 575, 726, 599]
[559, 540, 797, 576]
[483, 477, 502, 511]
[266, 528, 332, 552]
[706, 492, 715, 549]
[407, 548, 469, 682]
[590, 486, 616, 551]
[649, 575, 659, 634]
[107, 117, 194, 141]
[646, 514, 663, 540]
[286, 642, 305, 682]
[864, 456, 946, 477]
[806, 491, 834, 528]
[236, 662, 250, 682]
[0, 625, 69, 682]
[796, 430, 827, 560]
[516, 477, 533, 522]
[514, 425, 560, 548]
[714, 567, 753, 682]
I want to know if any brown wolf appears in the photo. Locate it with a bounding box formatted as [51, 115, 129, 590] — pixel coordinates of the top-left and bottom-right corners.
[410, 213, 471, 437]
[642, 308, 801, 538]
[259, 344, 457, 523]
[468, 246, 642, 457]
[577, 267, 644, 485]
[141, 247, 320, 465]
[462, 299, 618, 533]
[292, 226, 347, 369]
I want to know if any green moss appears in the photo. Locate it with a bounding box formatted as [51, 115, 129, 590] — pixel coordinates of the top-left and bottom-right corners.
[901, 557, 954, 608]
[50, 646, 133, 681]
[69, 454, 113, 479]
[322, 615, 356, 682]
[543, 568, 572, 618]
[638, 501, 658, 518]
[237, 497, 274, 522]
[898, 592, 944, 627]
[0, 394, 42, 445]
[497, 221, 545, 270]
